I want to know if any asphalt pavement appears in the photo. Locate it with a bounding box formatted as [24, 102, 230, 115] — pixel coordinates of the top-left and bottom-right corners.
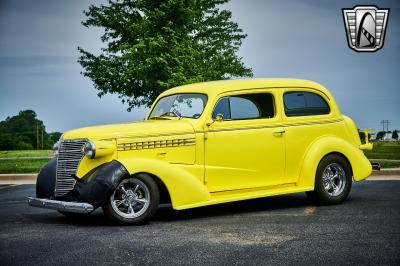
[0, 180, 399, 265]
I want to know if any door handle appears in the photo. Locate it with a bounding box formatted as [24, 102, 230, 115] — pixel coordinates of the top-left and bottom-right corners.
[274, 129, 286, 134]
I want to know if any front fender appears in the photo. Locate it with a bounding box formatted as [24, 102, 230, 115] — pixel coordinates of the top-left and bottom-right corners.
[35, 159, 129, 208]
[117, 158, 210, 210]
[298, 136, 372, 188]
[70, 160, 129, 207]
[36, 158, 57, 199]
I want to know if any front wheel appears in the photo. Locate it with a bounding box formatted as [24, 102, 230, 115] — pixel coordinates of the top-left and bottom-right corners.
[102, 174, 159, 225]
[306, 154, 352, 205]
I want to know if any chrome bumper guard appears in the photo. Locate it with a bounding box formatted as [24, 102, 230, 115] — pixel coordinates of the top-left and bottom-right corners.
[27, 197, 94, 213]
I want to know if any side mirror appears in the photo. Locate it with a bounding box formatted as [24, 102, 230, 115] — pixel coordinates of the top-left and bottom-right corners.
[215, 113, 224, 122]
[206, 113, 224, 126]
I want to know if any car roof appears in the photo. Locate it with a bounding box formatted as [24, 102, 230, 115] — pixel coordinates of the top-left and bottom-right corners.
[161, 78, 330, 98]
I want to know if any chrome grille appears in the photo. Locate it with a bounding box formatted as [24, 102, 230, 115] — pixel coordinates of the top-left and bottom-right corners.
[55, 139, 87, 197]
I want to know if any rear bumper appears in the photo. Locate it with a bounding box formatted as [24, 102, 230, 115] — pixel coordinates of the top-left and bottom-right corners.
[371, 161, 381, 171]
[27, 197, 94, 213]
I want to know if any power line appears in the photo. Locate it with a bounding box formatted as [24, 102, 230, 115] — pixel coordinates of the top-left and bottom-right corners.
[36, 123, 39, 150]
[41, 125, 44, 150]
[380, 120, 390, 132]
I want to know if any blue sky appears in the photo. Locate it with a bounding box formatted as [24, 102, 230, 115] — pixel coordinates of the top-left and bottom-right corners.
[0, 0, 399, 132]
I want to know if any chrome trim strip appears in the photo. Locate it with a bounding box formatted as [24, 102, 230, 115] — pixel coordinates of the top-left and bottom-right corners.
[283, 118, 343, 127]
[117, 131, 195, 141]
[27, 197, 94, 213]
[207, 118, 343, 133]
[118, 138, 196, 151]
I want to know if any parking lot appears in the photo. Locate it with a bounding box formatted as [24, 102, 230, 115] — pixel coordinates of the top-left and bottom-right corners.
[0, 180, 399, 265]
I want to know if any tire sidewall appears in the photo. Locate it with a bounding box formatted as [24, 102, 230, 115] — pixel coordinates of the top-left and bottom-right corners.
[103, 173, 159, 225]
[314, 155, 352, 205]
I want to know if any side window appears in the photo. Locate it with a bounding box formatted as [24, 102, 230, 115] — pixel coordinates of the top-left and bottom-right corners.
[230, 97, 260, 119]
[212, 97, 231, 120]
[284, 91, 330, 117]
[212, 93, 275, 120]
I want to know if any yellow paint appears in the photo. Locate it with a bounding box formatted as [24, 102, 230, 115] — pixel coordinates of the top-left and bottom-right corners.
[74, 139, 117, 178]
[61, 78, 372, 210]
[359, 129, 374, 150]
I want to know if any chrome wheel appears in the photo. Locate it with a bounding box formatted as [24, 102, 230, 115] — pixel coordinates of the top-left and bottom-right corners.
[322, 163, 346, 197]
[110, 178, 150, 219]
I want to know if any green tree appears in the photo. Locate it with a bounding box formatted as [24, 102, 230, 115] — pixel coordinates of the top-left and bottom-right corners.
[375, 131, 385, 140]
[0, 110, 60, 150]
[49, 132, 63, 143]
[393, 130, 399, 140]
[79, 0, 252, 111]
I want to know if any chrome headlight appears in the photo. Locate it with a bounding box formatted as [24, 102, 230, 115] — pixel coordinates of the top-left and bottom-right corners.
[53, 141, 60, 156]
[83, 141, 96, 159]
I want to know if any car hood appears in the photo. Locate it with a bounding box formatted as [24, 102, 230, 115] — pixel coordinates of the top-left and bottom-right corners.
[62, 119, 195, 140]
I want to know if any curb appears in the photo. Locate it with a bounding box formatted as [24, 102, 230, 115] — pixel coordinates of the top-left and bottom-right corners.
[372, 168, 400, 176]
[0, 156, 53, 160]
[0, 174, 37, 184]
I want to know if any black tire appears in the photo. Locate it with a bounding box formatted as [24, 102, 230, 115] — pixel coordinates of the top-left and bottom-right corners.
[102, 173, 159, 225]
[306, 154, 352, 205]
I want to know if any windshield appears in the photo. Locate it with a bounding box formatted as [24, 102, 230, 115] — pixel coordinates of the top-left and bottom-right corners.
[149, 93, 208, 119]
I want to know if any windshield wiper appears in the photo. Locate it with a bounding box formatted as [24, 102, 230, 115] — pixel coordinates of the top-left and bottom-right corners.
[149, 110, 182, 120]
[160, 111, 182, 118]
[148, 116, 171, 120]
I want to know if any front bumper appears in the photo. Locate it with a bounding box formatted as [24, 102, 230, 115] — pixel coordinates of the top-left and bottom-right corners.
[27, 197, 94, 213]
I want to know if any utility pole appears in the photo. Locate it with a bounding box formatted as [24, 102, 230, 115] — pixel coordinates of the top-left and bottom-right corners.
[41, 125, 44, 150]
[36, 123, 39, 150]
[380, 120, 390, 132]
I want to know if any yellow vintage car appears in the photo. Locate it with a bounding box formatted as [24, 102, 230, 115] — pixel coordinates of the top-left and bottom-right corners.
[28, 79, 374, 225]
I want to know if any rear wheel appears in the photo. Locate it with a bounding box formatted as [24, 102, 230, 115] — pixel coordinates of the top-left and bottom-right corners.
[306, 154, 352, 205]
[102, 174, 159, 225]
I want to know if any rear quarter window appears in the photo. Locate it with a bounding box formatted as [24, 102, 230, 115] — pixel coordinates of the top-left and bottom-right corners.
[284, 91, 330, 117]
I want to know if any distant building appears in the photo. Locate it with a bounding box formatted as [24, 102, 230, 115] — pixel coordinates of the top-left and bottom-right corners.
[369, 132, 376, 140]
[383, 131, 393, 141]
[373, 131, 395, 141]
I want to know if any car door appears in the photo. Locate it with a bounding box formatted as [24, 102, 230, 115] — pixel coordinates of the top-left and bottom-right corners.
[204, 90, 286, 192]
[282, 89, 335, 183]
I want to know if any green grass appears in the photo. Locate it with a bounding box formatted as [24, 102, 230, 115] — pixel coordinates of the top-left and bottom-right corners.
[0, 150, 52, 158]
[376, 161, 400, 169]
[0, 150, 53, 174]
[0, 158, 51, 174]
[364, 141, 400, 160]
[363, 141, 400, 169]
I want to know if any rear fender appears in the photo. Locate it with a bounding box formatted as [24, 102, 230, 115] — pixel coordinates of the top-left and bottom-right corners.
[298, 136, 372, 188]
